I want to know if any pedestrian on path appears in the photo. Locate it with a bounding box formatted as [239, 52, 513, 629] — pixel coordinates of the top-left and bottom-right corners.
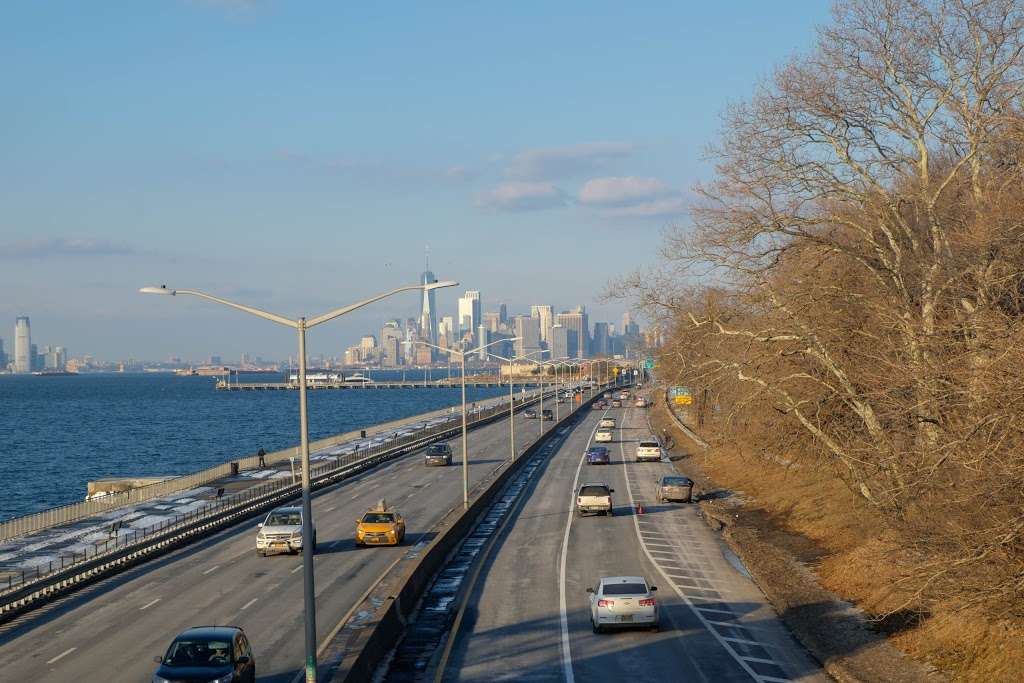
[257, 448, 266, 468]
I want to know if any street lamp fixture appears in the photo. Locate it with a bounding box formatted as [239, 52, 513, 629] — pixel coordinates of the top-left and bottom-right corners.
[140, 279, 457, 683]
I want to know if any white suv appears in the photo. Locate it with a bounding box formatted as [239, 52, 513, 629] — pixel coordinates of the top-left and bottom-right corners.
[256, 506, 316, 556]
[636, 440, 662, 462]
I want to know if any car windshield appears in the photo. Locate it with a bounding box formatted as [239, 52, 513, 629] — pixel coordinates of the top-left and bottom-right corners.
[579, 485, 610, 496]
[163, 638, 232, 667]
[603, 582, 648, 596]
[662, 477, 690, 486]
[266, 512, 300, 526]
[362, 513, 395, 523]
[426, 445, 449, 455]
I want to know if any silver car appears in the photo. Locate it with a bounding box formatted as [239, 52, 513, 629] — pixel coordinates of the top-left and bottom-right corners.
[588, 576, 659, 632]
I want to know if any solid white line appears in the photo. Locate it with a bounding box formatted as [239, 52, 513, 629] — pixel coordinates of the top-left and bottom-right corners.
[290, 564, 303, 574]
[202, 565, 220, 575]
[240, 597, 258, 610]
[557, 410, 607, 683]
[46, 647, 76, 665]
[139, 598, 161, 611]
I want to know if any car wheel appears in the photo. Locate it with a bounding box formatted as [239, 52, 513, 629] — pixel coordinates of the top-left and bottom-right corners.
[592, 620, 602, 634]
[256, 550, 264, 557]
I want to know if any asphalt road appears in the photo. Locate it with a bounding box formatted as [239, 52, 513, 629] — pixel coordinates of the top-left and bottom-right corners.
[445, 401, 828, 683]
[0, 397, 571, 682]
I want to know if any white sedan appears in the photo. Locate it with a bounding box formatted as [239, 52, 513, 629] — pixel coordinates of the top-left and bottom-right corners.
[588, 576, 659, 632]
[595, 429, 614, 443]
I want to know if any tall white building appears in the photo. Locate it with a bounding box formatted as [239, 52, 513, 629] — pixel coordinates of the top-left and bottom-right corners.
[14, 316, 31, 374]
[530, 305, 554, 344]
[420, 267, 438, 346]
[458, 290, 481, 334]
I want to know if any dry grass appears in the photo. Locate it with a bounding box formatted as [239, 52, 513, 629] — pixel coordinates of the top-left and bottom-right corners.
[651, 406, 1024, 682]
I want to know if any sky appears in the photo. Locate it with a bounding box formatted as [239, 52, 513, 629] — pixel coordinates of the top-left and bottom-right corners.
[0, 1, 832, 362]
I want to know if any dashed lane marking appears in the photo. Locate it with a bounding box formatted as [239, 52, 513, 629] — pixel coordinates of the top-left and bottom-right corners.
[139, 598, 161, 611]
[290, 564, 303, 574]
[202, 565, 220, 575]
[46, 648, 76, 665]
[240, 598, 258, 610]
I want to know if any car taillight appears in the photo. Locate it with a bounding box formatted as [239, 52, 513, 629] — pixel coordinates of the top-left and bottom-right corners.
[640, 598, 656, 606]
[597, 599, 615, 607]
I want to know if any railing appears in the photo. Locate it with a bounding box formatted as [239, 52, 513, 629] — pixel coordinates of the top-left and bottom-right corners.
[0, 385, 587, 616]
[0, 390, 537, 542]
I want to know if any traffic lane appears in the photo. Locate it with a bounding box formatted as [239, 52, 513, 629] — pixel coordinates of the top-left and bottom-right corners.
[448, 407, 608, 682]
[565, 408, 745, 683]
[617, 408, 828, 682]
[0, 401, 555, 682]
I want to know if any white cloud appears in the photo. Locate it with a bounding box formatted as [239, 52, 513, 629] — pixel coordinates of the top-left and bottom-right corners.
[506, 142, 635, 181]
[577, 176, 672, 207]
[599, 195, 689, 218]
[475, 182, 568, 212]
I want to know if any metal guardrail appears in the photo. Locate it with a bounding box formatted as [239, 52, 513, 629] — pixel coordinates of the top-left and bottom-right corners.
[0, 388, 562, 621]
[0, 392, 542, 542]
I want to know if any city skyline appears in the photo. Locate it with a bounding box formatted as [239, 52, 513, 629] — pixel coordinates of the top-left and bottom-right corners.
[0, 2, 829, 361]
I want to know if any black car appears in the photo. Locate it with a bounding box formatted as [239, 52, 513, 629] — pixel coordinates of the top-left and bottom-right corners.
[153, 625, 255, 683]
[523, 409, 538, 419]
[541, 409, 555, 421]
[424, 442, 453, 466]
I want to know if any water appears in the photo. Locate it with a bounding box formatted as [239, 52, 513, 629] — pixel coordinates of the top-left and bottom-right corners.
[0, 371, 504, 521]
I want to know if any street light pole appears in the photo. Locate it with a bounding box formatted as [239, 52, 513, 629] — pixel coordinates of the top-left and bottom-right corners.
[410, 337, 517, 509]
[140, 280, 457, 683]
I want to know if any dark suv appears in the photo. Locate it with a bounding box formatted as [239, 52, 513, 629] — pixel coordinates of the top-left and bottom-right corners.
[424, 442, 453, 466]
[153, 625, 255, 683]
[523, 408, 538, 419]
[541, 409, 554, 421]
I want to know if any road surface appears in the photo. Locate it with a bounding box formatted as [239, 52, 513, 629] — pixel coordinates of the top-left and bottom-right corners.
[444, 401, 827, 682]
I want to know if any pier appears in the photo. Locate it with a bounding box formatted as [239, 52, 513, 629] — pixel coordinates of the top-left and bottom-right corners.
[215, 377, 545, 390]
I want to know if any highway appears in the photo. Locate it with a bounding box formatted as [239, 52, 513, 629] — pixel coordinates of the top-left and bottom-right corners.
[443, 400, 827, 682]
[0, 398, 562, 682]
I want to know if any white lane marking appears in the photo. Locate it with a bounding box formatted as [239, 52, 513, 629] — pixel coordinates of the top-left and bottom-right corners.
[139, 598, 161, 611]
[324, 506, 336, 513]
[291, 564, 303, 574]
[240, 598, 258, 610]
[328, 539, 344, 550]
[557, 410, 607, 683]
[46, 648, 76, 665]
[619, 420, 769, 682]
[202, 565, 220, 575]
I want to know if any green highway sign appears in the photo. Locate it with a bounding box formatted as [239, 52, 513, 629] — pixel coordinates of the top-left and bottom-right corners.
[644, 357, 654, 369]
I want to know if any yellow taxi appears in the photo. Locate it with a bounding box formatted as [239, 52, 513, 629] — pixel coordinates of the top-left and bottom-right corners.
[355, 500, 406, 546]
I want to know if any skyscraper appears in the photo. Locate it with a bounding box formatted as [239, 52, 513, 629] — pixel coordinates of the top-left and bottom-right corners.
[458, 290, 481, 334]
[381, 321, 402, 367]
[555, 307, 589, 358]
[591, 322, 611, 357]
[513, 315, 541, 358]
[498, 303, 508, 326]
[14, 317, 31, 374]
[420, 265, 438, 348]
[531, 305, 554, 344]
[550, 324, 569, 360]
[482, 311, 500, 332]
[0, 337, 6, 369]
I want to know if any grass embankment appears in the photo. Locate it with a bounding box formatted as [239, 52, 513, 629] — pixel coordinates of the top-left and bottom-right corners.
[649, 404, 1024, 682]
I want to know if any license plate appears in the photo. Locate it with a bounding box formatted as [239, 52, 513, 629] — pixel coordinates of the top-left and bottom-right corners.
[618, 615, 633, 622]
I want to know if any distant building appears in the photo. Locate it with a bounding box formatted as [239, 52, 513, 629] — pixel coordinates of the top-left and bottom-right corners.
[439, 316, 455, 342]
[555, 307, 589, 358]
[414, 344, 433, 366]
[482, 311, 500, 332]
[380, 321, 402, 367]
[498, 303, 508, 325]
[14, 316, 30, 374]
[209, 355, 222, 365]
[0, 337, 6, 370]
[359, 335, 377, 360]
[419, 267, 438, 347]
[591, 322, 611, 357]
[42, 345, 67, 371]
[531, 305, 554, 344]
[458, 290, 481, 334]
[513, 316, 542, 358]
[344, 346, 362, 365]
[550, 324, 569, 360]
[477, 324, 488, 360]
